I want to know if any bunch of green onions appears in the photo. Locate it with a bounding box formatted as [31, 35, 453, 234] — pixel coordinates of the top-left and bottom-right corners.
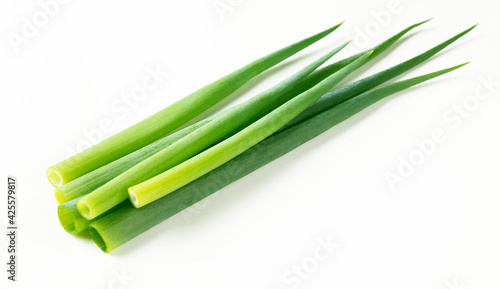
[49, 19, 475, 252]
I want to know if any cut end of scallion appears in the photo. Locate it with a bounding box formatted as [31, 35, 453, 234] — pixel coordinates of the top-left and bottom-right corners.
[54, 188, 66, 204]
[77, 200, 93, 220]
[128, 189, 141, 208]
[47, 167, 64, 187]
[57, 205, 76, 234]
[89, 226, 108, 253]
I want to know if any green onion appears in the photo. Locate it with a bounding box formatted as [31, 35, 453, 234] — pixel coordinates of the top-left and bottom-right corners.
[54, 118, 213, 204]
[77, 43, 350, 220]
[58, 198, 89, 234]
[46, 23, 343, 188]
[57, 21, 433, 234]
[125, 24, 477, 207]
[57, 23, 474, 234]
[128, 52, 373, 208]
[90, 63, 468, 252]
[269, 19, 432, 112]
[58, 198, 128, 234]
[54, 20, 425, 205]
[303, 18, 433, 86]
[284, 24, 477, 130]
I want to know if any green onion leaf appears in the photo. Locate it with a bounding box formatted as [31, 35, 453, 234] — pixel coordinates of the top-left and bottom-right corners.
[285, 24, 477, 129]
[53, 20, 428, 205]
[77, 43, 351, 220]
[127, 52, 373, 208]
[46, 22, 343, 187]
[57, 23, 473, 233]
[90, 62, 468, 252]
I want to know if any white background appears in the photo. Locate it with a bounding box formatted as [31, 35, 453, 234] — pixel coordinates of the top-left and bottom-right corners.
[1, 0, 499, 288]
